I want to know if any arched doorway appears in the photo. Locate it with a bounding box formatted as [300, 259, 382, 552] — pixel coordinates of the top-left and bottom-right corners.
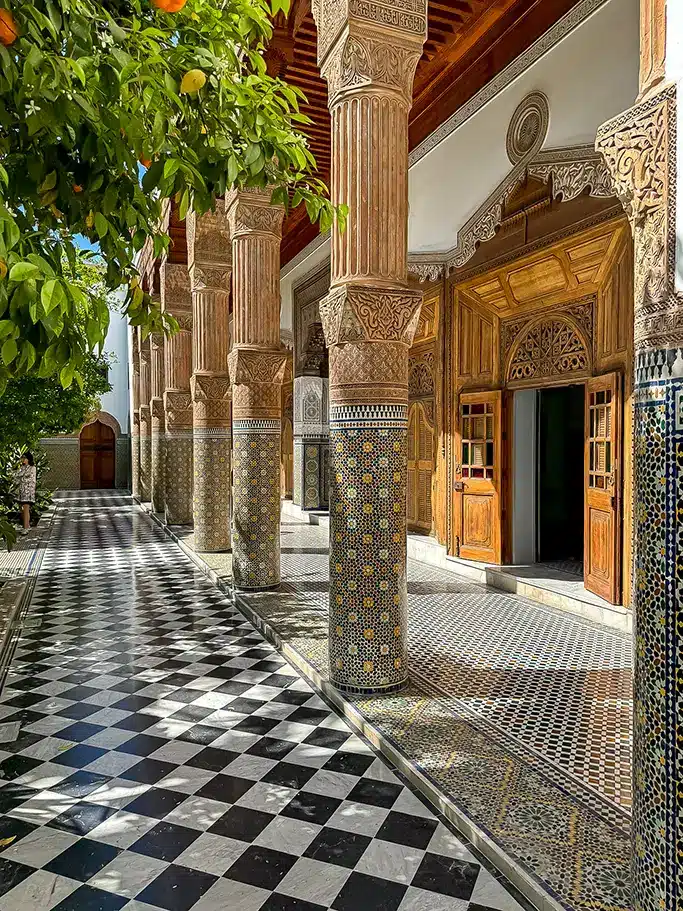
[80, 421, 116, 489]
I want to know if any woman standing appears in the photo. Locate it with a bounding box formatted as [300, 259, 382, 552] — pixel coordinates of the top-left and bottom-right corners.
[14, 452, 36, 535]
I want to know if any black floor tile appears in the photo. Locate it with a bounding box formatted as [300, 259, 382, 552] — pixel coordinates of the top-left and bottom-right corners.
[196, 773, 255, 804]
[129, 821, 201, 862]
[209, 805, 273, 842]
[304, 826, 372, 868]
[137, 863, 218, 911]
[346, 779, 402, 809]
[186, 747, 238, 772]
[411, 853, 481, 900]
[376, 811, 438, 849]
[52, 770, 113, 799]
[303, 729, 350, 750]
[121, 758, 179, 784]
[47, 801, 118, 836]
[54, 721, 105, 743]
[332, 871, 407, 911]
[51, 744, 107, 769]
[262, 762, 316, 790]
[116, 733, 168, 756]
[125, 787, 188, 819]
[247, 738, 296, 760]
[323, 751, 375, 777]
[225, 845, 297, 891]
[45, 838, 120, 881]
[52, 883, 129, 911]
[0, 857, 33, 897]
[280, 792, 342, 826]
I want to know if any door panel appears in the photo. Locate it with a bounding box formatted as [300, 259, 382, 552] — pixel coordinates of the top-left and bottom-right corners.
[454, 390, 502, 563]
[407, 401, 434, 533]
[584, 373, 622, 603]
[80, 421, 116, 489]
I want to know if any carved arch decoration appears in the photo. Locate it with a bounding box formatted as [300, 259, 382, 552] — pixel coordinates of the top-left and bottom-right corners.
[504, 312, 593, 388]
[81, 411, 122, 438]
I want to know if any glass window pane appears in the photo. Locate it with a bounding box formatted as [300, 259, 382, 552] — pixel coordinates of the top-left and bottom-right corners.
[462, 442, 469, 465]
[486, 442, 494, 467]
[471, 442, 484, 467]
[471, 403, 485, 415]
[472, 467, 484, 478]
[605, 442, 611, 473]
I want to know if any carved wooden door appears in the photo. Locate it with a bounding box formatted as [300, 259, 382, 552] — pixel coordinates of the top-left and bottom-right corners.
[80, 421, 115, 489]
[584, 373, 622, 603]
[407, 401, 434, 533]
[453, 391, 502, 563]
[281, 418, 294, 498]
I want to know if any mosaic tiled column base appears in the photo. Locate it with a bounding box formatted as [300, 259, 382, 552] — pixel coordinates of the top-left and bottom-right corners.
[164, 432, 193, 526]
[631, 353, 682, 911]
[150, 399, 165, 514]
[131, 414, 140, 498]
[139, 405, 151, 502]
[293, 437, 329, 510]
[232, 420, 282, 591]
[193, 428, 231, 553]
[328, 404, 409, 694]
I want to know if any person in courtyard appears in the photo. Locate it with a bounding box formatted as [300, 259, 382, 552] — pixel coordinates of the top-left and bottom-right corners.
[14, 451, 36, 535]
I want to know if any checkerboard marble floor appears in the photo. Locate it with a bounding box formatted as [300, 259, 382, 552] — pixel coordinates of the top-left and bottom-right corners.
[0, 492, 526, 911]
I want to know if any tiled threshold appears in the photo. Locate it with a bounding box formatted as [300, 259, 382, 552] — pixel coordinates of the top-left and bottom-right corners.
[281, 501, 632, 633]
[143, 501, 632, 911]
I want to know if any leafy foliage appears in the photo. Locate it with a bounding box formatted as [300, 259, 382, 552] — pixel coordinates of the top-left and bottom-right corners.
[0, 0, 338, 389]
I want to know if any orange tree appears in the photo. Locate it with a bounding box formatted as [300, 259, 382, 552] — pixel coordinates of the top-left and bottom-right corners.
[0, 0, 336, 393]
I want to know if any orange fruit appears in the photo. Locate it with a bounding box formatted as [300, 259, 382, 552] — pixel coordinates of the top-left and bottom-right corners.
[180, 68, 206, 94]
[73, 184, 83, 193]
[151, 0, 187, 12]
[0, 8, 18, 46]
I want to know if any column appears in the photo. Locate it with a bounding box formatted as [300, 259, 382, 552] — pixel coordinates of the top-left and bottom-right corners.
[130, 327, 141, 498]
[226, 189, 287, 591]
[188, 204, 232, 552]
[138, 330, 152, 503]
[595, 2, 681, 909]
[150, 332, 165, 514]
[162, 261, 194, 526]
[312, 3, 427, 692]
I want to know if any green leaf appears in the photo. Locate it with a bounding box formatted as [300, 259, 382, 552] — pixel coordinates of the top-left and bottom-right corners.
[60, 364, 75, 388]
[1, 339, 17, 365]
[41, 279, 66, 314]
[94, 213, 109, 239]
[66, 57, 86, 87]
[9, 262, 40, 282]
[38, 171, 57, 193]
[163, 159, 180, 179]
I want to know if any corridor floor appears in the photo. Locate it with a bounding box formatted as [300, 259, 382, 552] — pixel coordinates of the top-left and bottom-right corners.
[0, 493, 525, 911]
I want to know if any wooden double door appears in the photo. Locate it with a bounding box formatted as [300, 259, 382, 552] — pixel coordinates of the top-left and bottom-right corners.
[407, 400, 434, 533]
[452, 372, 623, 603]
[80, 421, 116, 489]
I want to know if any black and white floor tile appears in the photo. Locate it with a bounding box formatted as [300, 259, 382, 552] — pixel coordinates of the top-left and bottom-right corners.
[0, 493, 525, 911]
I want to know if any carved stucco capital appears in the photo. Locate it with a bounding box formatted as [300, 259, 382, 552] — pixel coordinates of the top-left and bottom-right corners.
[225, 189, 285, 240]
[596, 83, 681, 350]
[161, 262, 192, 313]
[164, 391, 193, 431]
[227, 346, 289, 386]
[319, 284, 423, 347]
[321, 30, 423, 107]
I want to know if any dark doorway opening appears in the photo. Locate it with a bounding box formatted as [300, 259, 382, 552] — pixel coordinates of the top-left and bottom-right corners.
[537, 385, 584, 565]
[80, 421, 116, 489]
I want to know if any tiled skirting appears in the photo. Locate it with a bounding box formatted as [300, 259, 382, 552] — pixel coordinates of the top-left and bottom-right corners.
[149, 506, 632, 911]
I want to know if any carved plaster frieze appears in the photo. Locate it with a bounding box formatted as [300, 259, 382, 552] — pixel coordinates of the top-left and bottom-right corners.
[447, 145, 615, 271]
[227, 347, 289, 387]
[151, 332, 164, 354]
[161, 262, 192, 313]
[190, 374, 232, 403]
[173, 311, 193, 332]
[407, 259, 445, 283]
[191, 265, 232, 293]
[319, 284, 423, 347]
[408, 349, 434, 397]
[506, 92, 549, 165]
[150, 398, 166, 421]
[226, 189, 285, 240]
[132, 412, 140, 432]
[595, 85, 677, 350]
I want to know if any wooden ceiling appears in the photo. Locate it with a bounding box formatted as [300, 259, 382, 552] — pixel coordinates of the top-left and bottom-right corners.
[277, 0, 586, 266]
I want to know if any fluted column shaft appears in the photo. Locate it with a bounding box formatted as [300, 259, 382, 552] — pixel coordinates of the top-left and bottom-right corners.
[162, 262, 194, 526]
[130, 328, 141, 498]
[227, 189, 287, 591]
[188, 205, 232, 553]
[138, 331, 152, 503]
[313, 7, 427, 692]
[150, 330, 166, 514]
[596, 2, 682, 908]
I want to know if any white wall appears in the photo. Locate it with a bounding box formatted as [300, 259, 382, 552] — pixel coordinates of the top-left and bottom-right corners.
[100, 304, 130, 435]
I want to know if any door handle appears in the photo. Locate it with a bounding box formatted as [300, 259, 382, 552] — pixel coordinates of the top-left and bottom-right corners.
[453, 480, 464, 492]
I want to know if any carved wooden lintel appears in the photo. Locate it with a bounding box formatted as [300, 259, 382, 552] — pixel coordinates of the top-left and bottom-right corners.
[596, 83, 681, 351]
[319, 284, 423, 347]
